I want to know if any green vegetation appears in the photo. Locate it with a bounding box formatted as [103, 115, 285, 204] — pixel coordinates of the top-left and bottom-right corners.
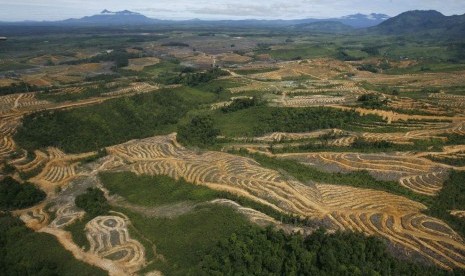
[100, 172, 219, 206]
[357, 63, 380, 73]
[157, 68, 229, 87]
[233, 67, 280, 75]
[270, 138, 444, 154]
[75, 187, 110, 218]
[0, 82, 41, 96]
[0, 214, 106, 275]
[428, 171, 465, 237]
[177, 115, 220, 147]
[213, 106, 383, 137]
[63, 49, 139, 69]
[200, 227, 451, 275]
[37, 82, 130, 102]
[426, 155, 465, 167]
[123, 205, 251, 275]
[357, 93, 388, 108]
[220, 97, 261, 113]
[65, 216, 92, 250]
[0, 177, 46, 211]
[16, 87, 215, 153]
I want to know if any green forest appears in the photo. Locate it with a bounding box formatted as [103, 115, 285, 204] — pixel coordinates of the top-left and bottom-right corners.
[0, 177, 45, 211]
[199, 227, 455, 275]
[15, 86, 215, 153]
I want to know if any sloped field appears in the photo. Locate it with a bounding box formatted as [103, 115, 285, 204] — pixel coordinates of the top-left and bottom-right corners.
[105, 134, 465, 269]
[278, 152, 448, 196]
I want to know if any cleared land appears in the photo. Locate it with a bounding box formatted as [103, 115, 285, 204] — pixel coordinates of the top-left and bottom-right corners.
[1, 29, 465, 274]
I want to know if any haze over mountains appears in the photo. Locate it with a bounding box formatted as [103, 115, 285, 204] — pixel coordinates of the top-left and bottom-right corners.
[0, 9, 464, 38]
[0, 9, 389, 28]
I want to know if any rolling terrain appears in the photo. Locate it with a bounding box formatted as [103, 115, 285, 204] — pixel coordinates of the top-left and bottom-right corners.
[1, 15, 465, 275]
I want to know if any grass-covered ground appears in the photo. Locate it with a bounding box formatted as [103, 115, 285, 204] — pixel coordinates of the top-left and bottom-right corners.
[100, 172, 219, 206]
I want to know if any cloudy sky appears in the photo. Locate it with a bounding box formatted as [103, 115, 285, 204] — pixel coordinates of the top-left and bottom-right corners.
[1, 0, 465, 21]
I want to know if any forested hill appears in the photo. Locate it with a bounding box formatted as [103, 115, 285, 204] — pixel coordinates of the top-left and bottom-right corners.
[371, 10, 465, 38]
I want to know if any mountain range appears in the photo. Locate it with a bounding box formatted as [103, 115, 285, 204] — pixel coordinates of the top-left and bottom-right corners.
[1, 9, 465, 38]
[0, 9, 389, 28]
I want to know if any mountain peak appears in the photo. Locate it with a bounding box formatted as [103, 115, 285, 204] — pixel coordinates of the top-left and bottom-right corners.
[399, 10, 445, 17]
[99, 9, 141, 16]
[371, 9, 465, 38]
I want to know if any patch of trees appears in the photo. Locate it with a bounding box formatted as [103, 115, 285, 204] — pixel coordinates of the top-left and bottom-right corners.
[161, 42, 190, 47]
[0, 177, 45, 211]
[352, 137, 394, 150]
[221, 97, 261, 113]
[0, 213, 106, 275]
[62, 49, 140, 68]
[361, 46, 381, 56]
[357, 63, 379, 73]
[75, 188, 109, 218]
[84, 73, 121, 82]
[15, 88, 198, 153]
[157, 68, 230, 87]
[177, 115, 220, 147]
[336, 50, 363, 61]
[357, 93, 387, 108]
[427, 155, 465, 167]
[428, 171, 465, 238]
[359, 82, 400, 95]
[252, 107, 381, 135]
[0, 82, 41, 96]
[199, 227, 451, 275]
[446, 134, 465, 145]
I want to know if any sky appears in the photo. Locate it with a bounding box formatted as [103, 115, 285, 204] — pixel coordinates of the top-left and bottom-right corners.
[1, 0, 465, 21]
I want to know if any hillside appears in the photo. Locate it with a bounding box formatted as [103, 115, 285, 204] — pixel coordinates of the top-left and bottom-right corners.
[372, 10, 465, 38]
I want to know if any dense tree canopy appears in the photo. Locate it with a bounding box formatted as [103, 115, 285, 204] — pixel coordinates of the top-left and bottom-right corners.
[177, 115, 220, 147]
[199, 227, 455, 275]
[0, 177, 45, 211]
[15, 88, 202, 153]
[75, 187, 110, 218]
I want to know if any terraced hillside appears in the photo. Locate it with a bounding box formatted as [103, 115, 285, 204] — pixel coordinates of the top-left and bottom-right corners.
[2, 28, 465, 275]
[104, 134, 465, 270]
[277, 152, 449, 196]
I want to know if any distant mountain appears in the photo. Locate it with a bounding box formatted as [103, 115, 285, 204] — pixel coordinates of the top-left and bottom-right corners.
[0, 10, 388, 29]
[61, 9, 156, 25]
[371, 10, 465, 37]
